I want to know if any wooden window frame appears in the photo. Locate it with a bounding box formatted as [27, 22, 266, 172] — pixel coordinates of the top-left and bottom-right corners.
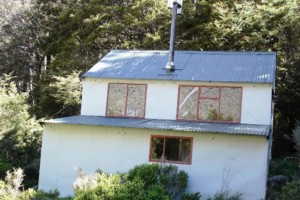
[176, 85, 242, 123]
[106, 83, 147, 118]
[149, 135, 193, 165]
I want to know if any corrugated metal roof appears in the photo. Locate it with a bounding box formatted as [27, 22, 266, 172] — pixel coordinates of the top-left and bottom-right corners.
[46, 115, 270, 137]
[83, 50, 276, 84]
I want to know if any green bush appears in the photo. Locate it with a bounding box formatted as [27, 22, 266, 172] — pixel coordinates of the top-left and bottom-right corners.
[266, 155, 300, 199]
[181, 192, 202, 200]
[278, 179, 300, 200]
[74, 172, 157, 200]
[127, 163, 160, 187]
[0, 168, 70, 200]
[74, 163, 201, 200]
[18, 189, 72, 200]
[207, 191, 243, 200]
[0, 153, 12, 179]
[128, 163, 200, 200]
[269, 157, 300, 180]
[145, 184, 170, 200]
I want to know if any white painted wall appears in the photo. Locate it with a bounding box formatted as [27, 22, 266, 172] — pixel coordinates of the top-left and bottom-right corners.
[81, 78, 108, 116]
[39, 124, 269, 200]
[81, 78, 272, 125]
[145, 81, 178, 120]
[241, 84, 272, 125]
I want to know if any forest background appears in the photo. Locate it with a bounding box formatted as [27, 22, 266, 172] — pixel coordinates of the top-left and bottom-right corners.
[0, 0, 300, 188]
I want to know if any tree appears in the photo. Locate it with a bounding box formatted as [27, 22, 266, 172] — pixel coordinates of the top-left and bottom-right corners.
[0, 74, 42, 186]
[0, 0, 47, 105]
[36, 71, 82, 118]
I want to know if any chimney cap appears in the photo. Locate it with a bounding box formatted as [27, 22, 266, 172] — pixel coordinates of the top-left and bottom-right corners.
[166, 61, 174, 69]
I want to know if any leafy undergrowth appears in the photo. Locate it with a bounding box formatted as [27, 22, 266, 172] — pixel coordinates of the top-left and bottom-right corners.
[267, 154, 300, 200]
[0, 163, 245, 200]
[0, 164, 202, 200]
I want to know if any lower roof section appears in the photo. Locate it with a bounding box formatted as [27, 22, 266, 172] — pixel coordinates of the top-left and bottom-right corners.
[45, 115, 270, 137]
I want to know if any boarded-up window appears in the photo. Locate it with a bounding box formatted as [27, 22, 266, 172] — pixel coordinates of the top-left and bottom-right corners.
[199, 99, 219, 120]
[106, 83, 146, 118]
[177, 86, 242, 122]
[200, 87, 219, 98]
[107, 84, 127, 116]
[150, 136, 192, 164]
[199, 87, 220, 120]
[220, 87, 242, 122]
[127, 85, 146, 117]
[177, 86, 198, 120]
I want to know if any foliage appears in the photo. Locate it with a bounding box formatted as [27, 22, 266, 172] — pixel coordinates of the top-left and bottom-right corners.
[74, 172, 151, 200]
[31, 0, 170, 78]
[0, 167, 70, 199]
[0, 168, 24, 199]
[73, 163, 200, 200]
[267, 155, 300, 199]
[73, 169, 99, 192]
[0, 0, 47, 105]
[127, 163, 200, 200]
[127, 163, 160, 187]
[0, 74, 42, 187]
[278, 179, 300, 200]
[206, 191, 243, 200]
[36, 71, 82, 118]
[269, 156, 300, 180]
[181, 192, 202, 200]
[49, 71, 81, 107]
[0, 153, 12, 179]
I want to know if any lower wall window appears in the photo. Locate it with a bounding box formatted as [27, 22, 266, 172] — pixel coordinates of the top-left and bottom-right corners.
[149, 135, 192, 164]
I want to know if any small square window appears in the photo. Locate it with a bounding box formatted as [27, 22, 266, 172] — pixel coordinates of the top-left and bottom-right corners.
[106, 83, 147, 118]
[150, 136, 192, 164]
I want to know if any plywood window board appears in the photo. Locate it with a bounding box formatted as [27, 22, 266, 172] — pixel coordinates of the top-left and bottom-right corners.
[178, 85, 242, 123]
[177, 86, 198, 120]
[106, 83, 147, 118]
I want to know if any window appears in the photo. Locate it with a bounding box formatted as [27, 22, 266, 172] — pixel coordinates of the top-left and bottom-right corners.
[177, 86, 242, 122]
[149, 136, 192, 164]
[106, 83, 147, 118]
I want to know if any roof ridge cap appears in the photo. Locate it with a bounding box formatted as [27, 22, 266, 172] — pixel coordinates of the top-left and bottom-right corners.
[109, 49, 276, 55]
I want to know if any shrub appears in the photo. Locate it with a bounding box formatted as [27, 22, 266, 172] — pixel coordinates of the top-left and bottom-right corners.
[0, 154, 12, 179]
[207, 191, 243, 200]
[128, 163, 200, 200]
[145, 184, 170, 200]
[73, 163, 201, 200]
[74, 172, 149, 200]
[73, 170, 99, 192]
[269, 157, 300, 180]
[0, 168, 70, 200]
[127, 163, 159, 187]
[181, 192, 202, 200]
[277, 179, 300, 200]
[0, 168, 24, 199]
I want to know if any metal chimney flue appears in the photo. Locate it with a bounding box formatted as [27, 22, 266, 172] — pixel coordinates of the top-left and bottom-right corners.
[166, 0, 182, 72]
